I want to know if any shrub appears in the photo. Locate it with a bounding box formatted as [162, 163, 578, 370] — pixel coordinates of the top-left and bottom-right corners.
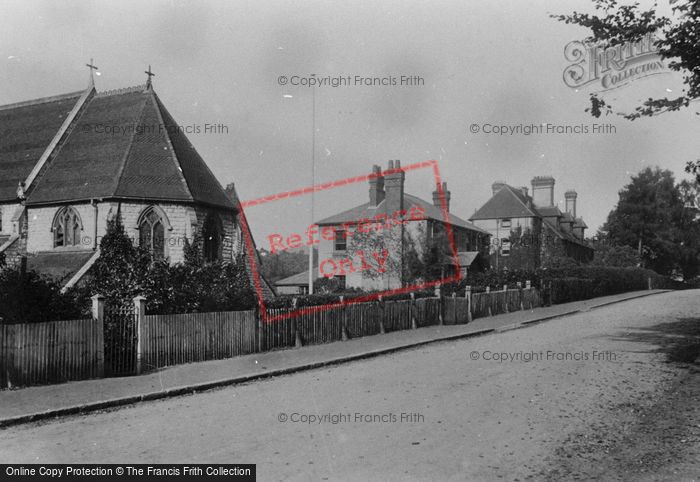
[0, 265, 88, 324]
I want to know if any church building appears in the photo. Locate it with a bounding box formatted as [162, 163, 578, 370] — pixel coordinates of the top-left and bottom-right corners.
[0, 66, 256, 290]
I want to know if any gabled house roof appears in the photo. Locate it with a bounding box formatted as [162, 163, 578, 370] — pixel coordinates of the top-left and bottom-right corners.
[470, 183, 590, 248]
[0, 85, 235, 210]
[560, 212, 575, 223]
[0, 91, 83, 202]
[542, 218, 589, 247]
[275, 270, 311, 286]
[537, 206, 562, 218]
[316, 193, 489, 235]
[573, 217, 588, 229]
[469, 185, 538, 220]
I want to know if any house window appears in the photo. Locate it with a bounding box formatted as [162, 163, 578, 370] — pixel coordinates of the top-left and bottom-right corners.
[203, 214, 222, 262]
[501, 238, 511, 256]
[501, 218, 512, 228]
[334, 229, 347, 251]
[53, 206, 82, 247]
[139, 207, 165, 259]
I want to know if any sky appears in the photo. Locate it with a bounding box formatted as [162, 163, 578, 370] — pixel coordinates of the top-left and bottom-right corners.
[1, 0, 698, 246]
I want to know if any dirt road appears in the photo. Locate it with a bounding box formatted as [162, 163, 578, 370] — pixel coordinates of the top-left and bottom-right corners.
[2, 290, 699, 480]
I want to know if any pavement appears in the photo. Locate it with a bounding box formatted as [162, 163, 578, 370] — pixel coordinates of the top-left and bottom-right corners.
[0, 289, 668, 428]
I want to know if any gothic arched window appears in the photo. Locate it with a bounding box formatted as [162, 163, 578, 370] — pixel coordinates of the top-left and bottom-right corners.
[138, 207, 165, 259]
[203, 213, 223, 262]
[53, 206, 82, 248]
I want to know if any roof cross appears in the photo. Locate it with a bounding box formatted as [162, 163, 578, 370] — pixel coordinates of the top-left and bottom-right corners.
[86, 58, 98, 85]
[145, 65, 155, 88]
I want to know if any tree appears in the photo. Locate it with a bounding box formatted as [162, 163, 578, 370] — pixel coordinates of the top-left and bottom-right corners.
[589, 238, 642, 267]
[600, 167, 700, 276]
[0, 265, 86, 323]
[553, 0, 700, 180]
[259, 248, 310, 283]
[90, 214, 151, 305]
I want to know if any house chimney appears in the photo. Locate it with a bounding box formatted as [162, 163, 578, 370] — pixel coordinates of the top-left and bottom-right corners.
[384, 160, 405, 214]
[492, 181, 506, 196]
[520, 186, 529, 198]
[432, 182, 451, 212]
[531, 176, 555, 208]
[383, 160, 405, 289]
[369, 165, 385, 206]
[565, 190, 577, 218]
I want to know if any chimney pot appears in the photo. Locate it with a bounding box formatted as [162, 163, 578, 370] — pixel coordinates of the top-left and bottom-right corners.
[531, 176, 555, 208]
[433, 182, 451, 212]
[369, 165, 385, 206]
[492, 181, 506, 196]
[565, 189, 577, 218]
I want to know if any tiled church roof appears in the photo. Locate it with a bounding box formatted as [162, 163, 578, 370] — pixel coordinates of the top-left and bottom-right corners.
[0, 92, 83, 201]
[0, 85, 234, 210]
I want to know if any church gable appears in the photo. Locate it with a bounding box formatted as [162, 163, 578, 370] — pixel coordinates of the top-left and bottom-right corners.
[26, 88, 148, 205]
[114, 92, 192, 202]
[0, 92, 83, 202]
[22, 85, 236, 211]
[153, 94, 235, 210]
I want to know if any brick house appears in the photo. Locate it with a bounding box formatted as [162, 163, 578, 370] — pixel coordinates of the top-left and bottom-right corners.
[0, 74, 268, 293]
[313, 161, 491, 290]
[469, 177, 593, 270]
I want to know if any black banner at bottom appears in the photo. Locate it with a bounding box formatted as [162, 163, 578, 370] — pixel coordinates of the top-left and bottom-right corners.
[1, 465, 255, 481]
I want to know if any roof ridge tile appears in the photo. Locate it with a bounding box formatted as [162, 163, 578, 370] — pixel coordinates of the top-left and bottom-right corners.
[0, 91, 84, 112]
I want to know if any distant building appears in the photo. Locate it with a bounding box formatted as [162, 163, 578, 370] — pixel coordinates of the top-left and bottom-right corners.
[469, 177, 593, 269]
[314, 160, 491, 290]
[274, 270, 311, 295]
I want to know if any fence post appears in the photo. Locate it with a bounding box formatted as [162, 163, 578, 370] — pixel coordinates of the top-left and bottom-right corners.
[133, 295, 146, 375]
[548, 280, 553, 306]
[292, 298, 303, 348]
[434, 285, 443, 325]
[517, 282, 524, 311]
[648, 276, 652, 290]
[539, 279, 545, 307]
[503, 284, 509, 313]
[451, 292, 457, 324]
[465, 285, 472, 323]
[91, 294, 105, 378]
[256, 304, 264, 353]
[486, 286, 492, 316]
[410, 293, 418, 329]
[378, 295, 386, 334]
[340, 296, 349, 340]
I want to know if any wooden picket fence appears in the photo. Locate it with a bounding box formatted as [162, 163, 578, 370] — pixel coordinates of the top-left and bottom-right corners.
[0, 284, 543, 388]
[0, 319, 102, 389]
